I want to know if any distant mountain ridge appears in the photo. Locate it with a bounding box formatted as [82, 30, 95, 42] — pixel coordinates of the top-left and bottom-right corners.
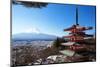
[12, 33, 57, 40]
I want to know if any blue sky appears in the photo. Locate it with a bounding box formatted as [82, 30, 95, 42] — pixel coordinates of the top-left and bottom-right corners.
[12, 3, 96, 37]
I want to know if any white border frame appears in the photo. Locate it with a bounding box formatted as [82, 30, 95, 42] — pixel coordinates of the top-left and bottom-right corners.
[0, 0, 99, 67]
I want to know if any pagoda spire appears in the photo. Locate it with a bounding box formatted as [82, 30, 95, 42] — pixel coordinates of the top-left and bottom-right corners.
[76, 7, 79, 25]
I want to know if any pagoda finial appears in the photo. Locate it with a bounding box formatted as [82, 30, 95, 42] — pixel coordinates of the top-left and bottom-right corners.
[76, 6, 79, 25]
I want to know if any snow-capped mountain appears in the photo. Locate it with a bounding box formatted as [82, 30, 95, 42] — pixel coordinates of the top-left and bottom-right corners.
[12, 33, 57, 40]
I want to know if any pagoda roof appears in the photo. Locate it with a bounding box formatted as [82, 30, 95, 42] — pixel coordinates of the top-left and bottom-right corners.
[63, 35, 93, 39]
[84, 37, 93, 39]
[63, 34, 93, 38]
[61, 42, 76, 46]
[63, 35, 84, 38]
[64, 25, 93, 31]
[59, 50, 75, 56]
[64, 25, 76, 31]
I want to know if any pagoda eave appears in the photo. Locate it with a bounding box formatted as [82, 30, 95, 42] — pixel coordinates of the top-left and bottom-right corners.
[61, 42, 76, 46]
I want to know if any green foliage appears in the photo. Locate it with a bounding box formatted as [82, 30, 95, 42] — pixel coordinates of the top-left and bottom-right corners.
[53, 37, 64, 48]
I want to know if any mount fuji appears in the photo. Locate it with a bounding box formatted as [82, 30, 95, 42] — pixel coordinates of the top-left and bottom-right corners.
[12, 32, 58, 40]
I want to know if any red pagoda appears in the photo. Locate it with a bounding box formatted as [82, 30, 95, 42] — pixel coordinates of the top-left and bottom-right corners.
[59, 7, 95, 62]
[62, 24, 93, 51]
